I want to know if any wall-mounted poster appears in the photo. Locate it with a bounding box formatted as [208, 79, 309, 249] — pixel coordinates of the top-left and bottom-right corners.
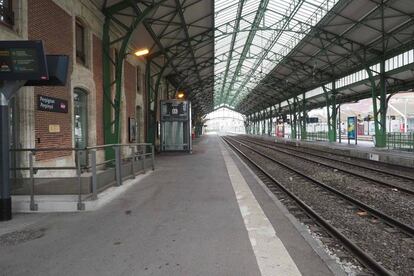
[129, 117, 136, 143]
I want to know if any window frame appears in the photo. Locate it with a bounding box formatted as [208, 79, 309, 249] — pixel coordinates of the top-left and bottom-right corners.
[0, 0, 14, 27]
[75, 19, 86, 65]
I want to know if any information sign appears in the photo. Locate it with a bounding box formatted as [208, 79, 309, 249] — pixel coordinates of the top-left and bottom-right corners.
[37, 95, 68, 113]
[160, 100, 189, 121]
[347, 116, 357, 140]
[0, 40, 48, 80]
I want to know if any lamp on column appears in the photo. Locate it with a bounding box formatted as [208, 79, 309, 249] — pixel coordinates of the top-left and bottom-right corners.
[134, 48, 149, 57]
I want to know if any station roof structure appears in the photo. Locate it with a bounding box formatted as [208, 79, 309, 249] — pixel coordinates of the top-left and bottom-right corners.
[96, 0, 214, 114]
[96, 0, 414, 116]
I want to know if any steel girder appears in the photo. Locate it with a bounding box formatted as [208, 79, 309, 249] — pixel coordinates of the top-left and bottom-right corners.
[322, 82, 338, 142]
[102, 0, 167, 160]
[228, 0, 306, 106]
[236, 0, 414, 116]
[217, 0, 246, 105]
[141, 0, 214, 117]
[220, 0, 271, 105]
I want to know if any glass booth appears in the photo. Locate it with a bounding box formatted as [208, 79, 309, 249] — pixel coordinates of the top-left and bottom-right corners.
[160, 100, 192, 152]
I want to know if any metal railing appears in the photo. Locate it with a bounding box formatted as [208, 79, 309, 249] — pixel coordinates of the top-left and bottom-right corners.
[386, 132, 414, 151]
[10, 143, 155, 211]
[300, 131, 329, 142]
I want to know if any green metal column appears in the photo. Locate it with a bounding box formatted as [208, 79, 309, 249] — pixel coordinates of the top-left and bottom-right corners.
[145, 59, 156, 144]
[253, 113, 256, 134]
[300, 93, 307, 141]
[323, 82, 337, 143]
[102, 16, 114, 160]
[359, 58, 387, 147]
[102, 2, 165, 160]
[268, 107, 273, 136]
[245, 116, 249, 134]
[375, 59, 387, 147]
[374, 2, 387, 147]
[287, 99, 297, 140]
[252, 114, 255, 134]
[262, 111, 266, 135]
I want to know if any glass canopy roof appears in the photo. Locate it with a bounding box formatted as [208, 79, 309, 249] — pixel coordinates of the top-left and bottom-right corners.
[214, 0, 339, 108]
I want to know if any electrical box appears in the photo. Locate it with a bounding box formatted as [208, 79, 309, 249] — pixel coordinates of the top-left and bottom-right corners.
[160, 100, 192, 152]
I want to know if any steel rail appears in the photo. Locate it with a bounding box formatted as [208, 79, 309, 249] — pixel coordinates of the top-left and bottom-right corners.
[237, 137, 414, 195]
[243, 135, 414, 181]
[224, 136, 414, 237]
[221, 136, 394, 276]
[258, 137, 414, 182]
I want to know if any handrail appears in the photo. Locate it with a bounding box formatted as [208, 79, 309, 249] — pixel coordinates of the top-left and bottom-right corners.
[10, 142, 155, 211]
[10, 142, 153, 152]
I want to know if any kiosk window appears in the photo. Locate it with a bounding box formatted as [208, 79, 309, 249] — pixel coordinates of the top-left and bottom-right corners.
[0, 0, 13, 26]
[76, 20, 85, 64]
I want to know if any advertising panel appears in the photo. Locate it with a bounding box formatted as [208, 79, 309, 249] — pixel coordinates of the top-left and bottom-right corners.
[0, 40, 48, 80]
[347, 116, 357, 139]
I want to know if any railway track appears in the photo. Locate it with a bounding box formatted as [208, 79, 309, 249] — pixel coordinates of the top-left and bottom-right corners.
[244, 135, 414, 183]
[222, 135, 414, 276]
[237, 136, 414, 196]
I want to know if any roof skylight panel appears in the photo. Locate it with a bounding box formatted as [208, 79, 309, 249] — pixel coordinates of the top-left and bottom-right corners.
[242, 0, 261, 17]
[215, 0, 238, 13]
[214, 0, 340, 108]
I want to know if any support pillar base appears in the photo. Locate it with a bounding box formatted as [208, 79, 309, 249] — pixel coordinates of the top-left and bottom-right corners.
[0, 198, 12, 221]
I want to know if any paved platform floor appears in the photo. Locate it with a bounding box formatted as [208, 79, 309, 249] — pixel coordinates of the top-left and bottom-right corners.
[0, 135, 339, 276]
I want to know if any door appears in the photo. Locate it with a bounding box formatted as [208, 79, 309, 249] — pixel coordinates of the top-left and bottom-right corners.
[74, 88, 88, 166]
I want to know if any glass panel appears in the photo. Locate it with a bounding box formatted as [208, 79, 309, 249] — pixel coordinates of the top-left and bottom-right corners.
[162, 121, 185, 151]
[74, 89, 88, 165]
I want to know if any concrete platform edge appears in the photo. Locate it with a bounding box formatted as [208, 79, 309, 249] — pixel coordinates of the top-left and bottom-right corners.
[222, 137, 347, 276]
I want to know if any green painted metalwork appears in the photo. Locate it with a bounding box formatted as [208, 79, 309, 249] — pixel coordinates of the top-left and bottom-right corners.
[233, 0, 414, 131]
[287, 98, 298, 140]
[267, 107, 273, 136]
[102, 1, 166, 160]
[322, 82, 337, 143]
[221, 0, 270, 105]
[300, 93, 307, 141]
[261, 111, 266, 135]
[217, 0, 246, 105]
[365, 59, 387, 147]
[145, 59, 156, 145]
[386, 132, 414, 152]
[228, 0, 305, 107]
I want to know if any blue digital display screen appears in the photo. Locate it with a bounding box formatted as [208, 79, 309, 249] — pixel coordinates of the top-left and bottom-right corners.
[0, 40, 48, 81]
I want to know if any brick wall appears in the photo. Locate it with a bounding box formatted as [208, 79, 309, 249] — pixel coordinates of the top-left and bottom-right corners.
[93, 35, 104, 145]
[28, 0, 73, 160]
[124, 61, 136, 142]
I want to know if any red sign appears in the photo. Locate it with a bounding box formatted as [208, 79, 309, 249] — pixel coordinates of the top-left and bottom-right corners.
[276, 124, 284, 138]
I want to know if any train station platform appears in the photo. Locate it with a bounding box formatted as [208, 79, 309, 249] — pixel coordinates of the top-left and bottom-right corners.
[0, 135, 344, 276]
[254, 135, 414, 169]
